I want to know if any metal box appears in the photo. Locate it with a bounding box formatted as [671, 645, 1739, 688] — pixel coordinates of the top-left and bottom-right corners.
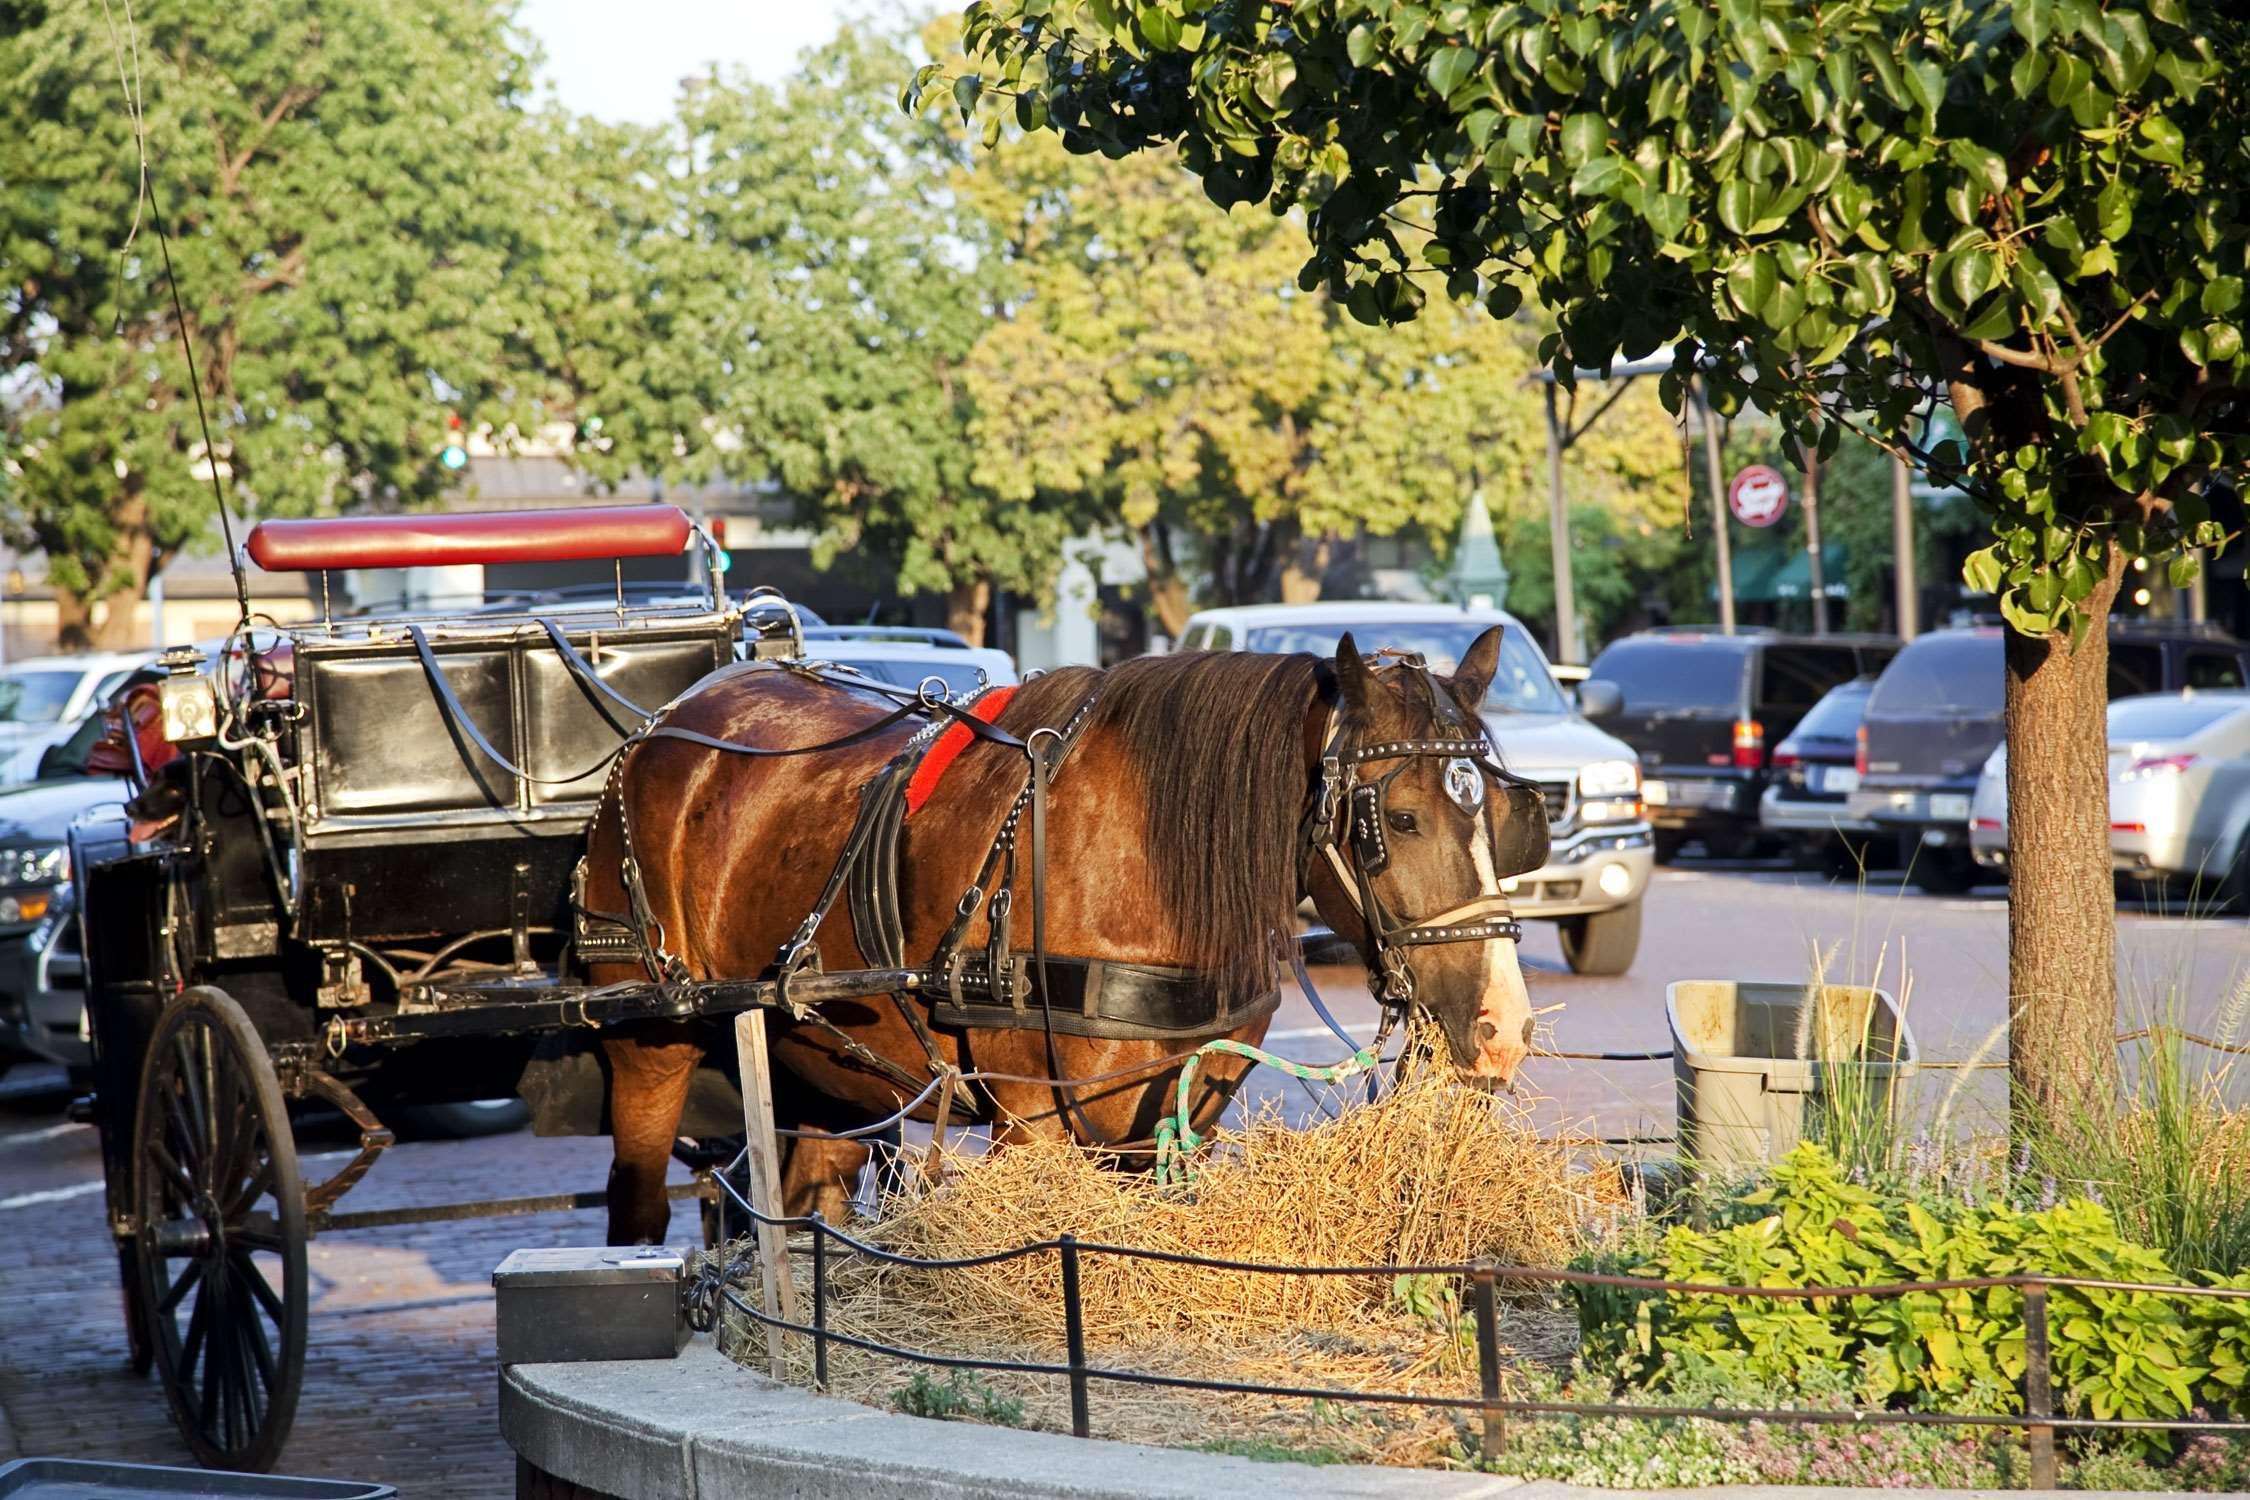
[492, 1246, 688, 1365]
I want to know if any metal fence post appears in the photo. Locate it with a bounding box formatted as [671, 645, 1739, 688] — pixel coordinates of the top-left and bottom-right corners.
[1059, 1233, 1090, 1439]
[2022, 1283, 2057, 1490]
[1471, 1262, 1505, 1462]
[809, 1211, 829, 1391]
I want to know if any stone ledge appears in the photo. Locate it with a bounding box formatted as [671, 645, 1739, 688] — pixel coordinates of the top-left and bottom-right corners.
[498, 1337, 2185, 1500]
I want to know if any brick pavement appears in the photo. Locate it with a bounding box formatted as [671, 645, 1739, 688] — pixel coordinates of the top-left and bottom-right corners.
[0, 1069, 694, 1497]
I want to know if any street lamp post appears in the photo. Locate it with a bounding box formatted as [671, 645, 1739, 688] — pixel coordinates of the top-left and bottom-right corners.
[1541, 382, 1579, 664]
[1694, 379, 1736, 634]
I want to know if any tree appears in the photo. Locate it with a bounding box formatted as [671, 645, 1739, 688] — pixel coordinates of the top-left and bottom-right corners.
[936, 0, 2250, 1128]
[957, 123, 1681, 636]
[639, 30, 1080, 643]
[1, 0, 572, 646]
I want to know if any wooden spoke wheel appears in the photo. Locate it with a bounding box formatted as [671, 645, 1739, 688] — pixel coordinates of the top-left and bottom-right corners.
[130, 986, 307, 1472]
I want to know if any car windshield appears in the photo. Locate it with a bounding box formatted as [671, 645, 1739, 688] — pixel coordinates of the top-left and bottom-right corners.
[1868, 633, 2004, 715]
[0, 670, 85, 725]
[1243, 621, 1568, 714]
[2107, 695, 2246, 742]
[1793, 681, 1873, 739]
[1584, 640, 1749, 712]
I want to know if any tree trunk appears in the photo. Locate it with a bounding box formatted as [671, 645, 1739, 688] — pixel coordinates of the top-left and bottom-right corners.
[1136, 527, 1193, 639]
[52, 506, 154, 652]
[2004, 547, 2124, 1136]
[944, 578, 991, 648]
[1279, 531, 1335, 603]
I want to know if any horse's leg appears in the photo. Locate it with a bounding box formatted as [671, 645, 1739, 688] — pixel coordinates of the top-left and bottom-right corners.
[601, 1019, 704, 1244]
[780, 1132, 871, 1219]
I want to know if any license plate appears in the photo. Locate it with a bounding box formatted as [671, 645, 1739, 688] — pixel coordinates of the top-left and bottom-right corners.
[1815, 766, 1860, 794]
[1932, 794, 1971, 822]
[1643, 779, 1669, 806]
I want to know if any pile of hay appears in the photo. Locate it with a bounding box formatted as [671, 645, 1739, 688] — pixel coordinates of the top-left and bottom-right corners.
[715, 1046, 1630, 1466]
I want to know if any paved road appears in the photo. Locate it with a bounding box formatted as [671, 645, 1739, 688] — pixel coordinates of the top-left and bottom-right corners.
[2, 861, 2244, 1492]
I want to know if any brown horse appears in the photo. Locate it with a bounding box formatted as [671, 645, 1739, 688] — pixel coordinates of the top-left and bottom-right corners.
[583, 630, 1547, 1243]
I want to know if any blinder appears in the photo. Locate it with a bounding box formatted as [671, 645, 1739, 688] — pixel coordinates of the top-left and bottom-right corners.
[1304, 653, 1550, 1008]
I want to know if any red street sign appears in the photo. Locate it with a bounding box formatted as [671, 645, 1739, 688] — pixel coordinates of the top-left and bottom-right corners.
[1728, 464, 1790, 528]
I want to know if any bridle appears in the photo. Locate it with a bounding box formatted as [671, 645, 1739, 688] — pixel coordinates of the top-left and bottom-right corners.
[1300, 655, 1544, 1010]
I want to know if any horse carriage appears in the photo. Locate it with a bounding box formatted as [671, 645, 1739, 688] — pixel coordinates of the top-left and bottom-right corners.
[76, 502, 1551, 1473]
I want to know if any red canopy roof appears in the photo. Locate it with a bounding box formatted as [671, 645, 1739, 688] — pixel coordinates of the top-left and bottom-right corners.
[244, 505, 693, 573]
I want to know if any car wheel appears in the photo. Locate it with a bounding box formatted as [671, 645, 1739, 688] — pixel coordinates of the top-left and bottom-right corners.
[390, 1099, 531, 1140]
[1558, 900, 1642, 977]
[1909, 849, 1977, 896]
[1652, 832, 1686, 865]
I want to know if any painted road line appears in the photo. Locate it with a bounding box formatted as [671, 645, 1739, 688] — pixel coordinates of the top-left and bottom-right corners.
[1, 1148, 363, 1212]
[0, 1120, 90, 1148]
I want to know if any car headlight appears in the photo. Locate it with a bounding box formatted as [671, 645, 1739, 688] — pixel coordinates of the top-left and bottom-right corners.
[0, 845, 66, 888]
[1578, 760, 1640, 797]
[1577, 760, 1642, 823]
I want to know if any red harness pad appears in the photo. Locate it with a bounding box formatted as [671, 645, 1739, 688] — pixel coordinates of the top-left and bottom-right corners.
[904, 685, 1020, 817]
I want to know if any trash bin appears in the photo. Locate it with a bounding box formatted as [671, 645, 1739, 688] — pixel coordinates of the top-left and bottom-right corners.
[1665, 980, 1919, 1172]
[0, 1458, 394, 1498]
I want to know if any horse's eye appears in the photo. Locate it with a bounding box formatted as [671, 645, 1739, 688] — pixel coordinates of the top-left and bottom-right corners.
[1387, 809, 1419, 834]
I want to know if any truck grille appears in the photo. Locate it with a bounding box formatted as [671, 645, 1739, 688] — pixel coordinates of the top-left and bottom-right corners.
[1537, 777, 1573, 829]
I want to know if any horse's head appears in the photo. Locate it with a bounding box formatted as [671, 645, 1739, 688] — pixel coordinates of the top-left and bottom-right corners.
[1306, 628, 1549, 1086]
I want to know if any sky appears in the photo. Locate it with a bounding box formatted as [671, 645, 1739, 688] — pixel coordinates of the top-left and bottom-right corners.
[514, 0, 864, 122]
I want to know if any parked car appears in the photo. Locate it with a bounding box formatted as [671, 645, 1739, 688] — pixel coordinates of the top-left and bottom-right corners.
[1582, 630, 1898, 861]
[0, 776, 131, 1082]
[0, 653, 149, 784]
[802, 633, 1017, 699]
[1969, 690, 2250, 903]
[1853, 620, 2250, 893]
[1178, 601, 1653, 974]
[1758, 677, 1887, 868]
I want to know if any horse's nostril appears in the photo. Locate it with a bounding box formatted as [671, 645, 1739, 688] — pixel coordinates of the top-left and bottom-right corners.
[1521, 1017, 1536, 1047]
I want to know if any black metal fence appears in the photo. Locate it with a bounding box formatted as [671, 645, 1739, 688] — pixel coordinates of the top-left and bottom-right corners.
[700, 1161, 2250, 1490]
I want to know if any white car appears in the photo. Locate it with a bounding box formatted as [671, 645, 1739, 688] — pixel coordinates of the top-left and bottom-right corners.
[799, 627, 1017, 700]
[0, 652, 151, 783]
[1177, 601, 1654, 974]
[1970, 689, 2250, 900]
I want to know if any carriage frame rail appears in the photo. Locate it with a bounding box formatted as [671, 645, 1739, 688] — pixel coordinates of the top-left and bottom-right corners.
[702, 1160, 2250, 1491]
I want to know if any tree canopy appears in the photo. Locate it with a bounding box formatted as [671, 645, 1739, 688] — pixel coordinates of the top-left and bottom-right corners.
[938, 0, 2250, 1119]
[0, 0, 573, 643]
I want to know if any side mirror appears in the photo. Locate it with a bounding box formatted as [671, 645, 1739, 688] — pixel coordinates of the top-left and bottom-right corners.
[1577, 679, 1623, 720]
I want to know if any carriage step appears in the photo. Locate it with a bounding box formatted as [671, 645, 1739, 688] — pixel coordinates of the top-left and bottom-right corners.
[313, 1176, 713, 1233]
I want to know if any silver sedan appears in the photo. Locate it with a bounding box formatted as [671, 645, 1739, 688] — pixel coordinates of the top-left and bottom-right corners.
[1969, 690, 2250, 898]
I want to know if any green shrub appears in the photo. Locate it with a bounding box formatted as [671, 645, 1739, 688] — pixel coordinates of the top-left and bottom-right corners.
[890, 1370, 1026, 1426]
[1576, 1145, 2250, 1446]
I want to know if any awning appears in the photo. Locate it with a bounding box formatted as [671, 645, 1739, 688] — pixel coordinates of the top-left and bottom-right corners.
[1720, 543, 1848, 604]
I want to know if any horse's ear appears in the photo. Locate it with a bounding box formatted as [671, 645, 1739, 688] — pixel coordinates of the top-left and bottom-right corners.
[1335, 632, 1375, 713]
[1449, 626, 1503, 712]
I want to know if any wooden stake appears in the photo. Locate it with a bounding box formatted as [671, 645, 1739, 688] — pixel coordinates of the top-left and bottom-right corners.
[733, 1008, 798, 1378]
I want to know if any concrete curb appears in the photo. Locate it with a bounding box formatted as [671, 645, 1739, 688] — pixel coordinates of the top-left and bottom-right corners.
[498, 1337, 2180, 1500]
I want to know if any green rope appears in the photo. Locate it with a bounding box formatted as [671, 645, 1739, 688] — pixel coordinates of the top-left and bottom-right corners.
[1151, 1039, 1379, 1185]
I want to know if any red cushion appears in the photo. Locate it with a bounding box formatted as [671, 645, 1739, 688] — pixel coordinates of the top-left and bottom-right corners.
[245, 505, 693, 572]
[904, 685, 1019, 817]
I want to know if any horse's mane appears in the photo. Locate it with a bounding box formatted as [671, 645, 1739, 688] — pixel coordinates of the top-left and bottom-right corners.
[1000, 651, 1326, 1004]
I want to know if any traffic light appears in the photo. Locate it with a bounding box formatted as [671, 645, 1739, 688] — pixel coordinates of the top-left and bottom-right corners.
[439, 412, 467, 471]
[709, 517, 731, 574]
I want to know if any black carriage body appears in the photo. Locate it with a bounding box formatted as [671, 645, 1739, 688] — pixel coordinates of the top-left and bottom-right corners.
[78, 606, 742, 1157]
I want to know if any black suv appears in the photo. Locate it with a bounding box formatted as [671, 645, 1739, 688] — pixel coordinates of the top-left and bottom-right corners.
[1852, 619, 2250, 892]
[1583, 630, 1899, 859]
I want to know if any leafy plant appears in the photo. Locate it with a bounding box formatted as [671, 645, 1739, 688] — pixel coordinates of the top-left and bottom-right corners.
[1577, 1145, 2250, 1451]
[890, 1369, 1028, 1427]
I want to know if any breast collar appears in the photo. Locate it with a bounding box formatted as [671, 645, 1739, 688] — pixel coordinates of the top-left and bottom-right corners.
[1298, 656, 1530, 1009]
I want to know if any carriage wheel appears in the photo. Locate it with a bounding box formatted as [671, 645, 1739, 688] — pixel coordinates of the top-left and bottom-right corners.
[131, 986, 308, 1472]
[120, 1240, 155, 1376]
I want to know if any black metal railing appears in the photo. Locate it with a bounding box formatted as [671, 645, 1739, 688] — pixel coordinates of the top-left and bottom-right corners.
[701, 1161, 2250, 1490]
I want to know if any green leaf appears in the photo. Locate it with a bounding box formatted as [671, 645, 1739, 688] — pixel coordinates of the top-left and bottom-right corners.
[1947, 139, 2008, 199]
[1717, 178, 1757, 235]
[2206, 323, 2243, 363]
[1346, 23, 1380, 68]
[2203, 277, 2245, 318]
[1572, 155, 1624, 197]
[1728, 252, 1778, 317]
[2135, 114, 2186, 169]
[1424, 45, 1477, 100]
[1964, 546, 2005, 595]
[1484, 279, 1524, 320]
[1560, 112, 1608, 167]
[1949, 246, 1999, 310]
[953, 73, 984, 122]
[2170, 553, 2202, 589]
[2011, 252, 2063, 329]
